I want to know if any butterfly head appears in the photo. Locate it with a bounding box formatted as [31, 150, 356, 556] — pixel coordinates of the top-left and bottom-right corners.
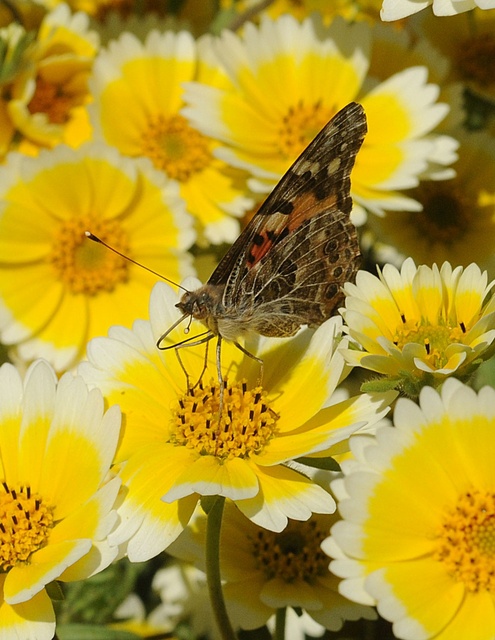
[175, 283, 225, 335]
[176, 288, 211, 321]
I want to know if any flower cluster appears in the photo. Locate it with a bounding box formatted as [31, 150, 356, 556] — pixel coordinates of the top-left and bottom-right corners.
[0, 1, 494, 639]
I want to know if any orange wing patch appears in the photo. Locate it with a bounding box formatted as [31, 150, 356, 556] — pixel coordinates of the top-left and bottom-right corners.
[246, 190, 339, 268]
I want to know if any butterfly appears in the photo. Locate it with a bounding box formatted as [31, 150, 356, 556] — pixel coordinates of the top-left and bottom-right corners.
[162, 101, 367, 381]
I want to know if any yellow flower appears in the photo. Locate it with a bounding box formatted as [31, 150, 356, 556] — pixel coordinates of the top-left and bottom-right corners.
[366, 131, 495, 278]
[0, 142, 194, 371]
[8, 3, 99, 150]
[169, 501, 376, 632]
[182, 14, 456, 223]
[79, 282, 395, 561]
[341, 259, 495, 396]
[325, 378, 495, 640]
[89, 29, 252, 244]
[0, 359, 121, 640]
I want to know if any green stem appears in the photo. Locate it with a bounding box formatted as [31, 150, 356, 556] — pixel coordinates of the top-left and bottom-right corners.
[274, 608, 286, 640]
[205, 496, 236, 640]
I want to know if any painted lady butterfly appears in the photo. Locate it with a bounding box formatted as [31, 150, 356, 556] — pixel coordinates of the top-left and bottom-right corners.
[167, 102, 367, 374]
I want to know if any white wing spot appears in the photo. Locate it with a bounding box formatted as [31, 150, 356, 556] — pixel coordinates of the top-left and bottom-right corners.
[327, 157, 341, 176]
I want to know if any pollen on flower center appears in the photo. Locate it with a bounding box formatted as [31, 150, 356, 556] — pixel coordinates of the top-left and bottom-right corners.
[250, 518, 329, 583]
[458, 34, 495, 87]
[171, 379, 278, 459]
[0, 482, 54, 571]
[393, 319, 465, 369]
[278, 102, 331, 159]
[434, 489, 495, 592]
[141, 113, 212, 182]
[50, 216, 130, 295]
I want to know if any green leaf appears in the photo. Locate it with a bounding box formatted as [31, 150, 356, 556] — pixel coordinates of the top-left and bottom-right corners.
[295, 456, 341, 472]
[56, 624, 141, 640]
[46, 581, 64, 601]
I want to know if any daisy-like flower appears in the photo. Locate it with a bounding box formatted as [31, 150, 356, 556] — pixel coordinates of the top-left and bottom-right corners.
[0, 142, 193, 372]
[341, 259, 495, 396]
[182, 14, 456, 222]
[79, 281, 396, 561]
[89, 29, 252, 244]
[169, 501, 376, 633]
[0, 359, 121, 640]
[325, 378, 495, 640]
[8, 3, 99, 151]
[411, 8, 495, 105]
[381, 0, 495, 20]
[366, 131, 495, 277]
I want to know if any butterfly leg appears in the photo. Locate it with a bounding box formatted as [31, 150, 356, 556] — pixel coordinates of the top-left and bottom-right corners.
[168, 330, 214, 393]
[190, 340, 209, 391]
[174, 348, 191, 391]
[233, 341, 264, 386]
[214, 335, 226, 455]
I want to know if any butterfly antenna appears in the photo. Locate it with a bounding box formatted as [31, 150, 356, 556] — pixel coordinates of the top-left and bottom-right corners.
[85, 231, 189, 293]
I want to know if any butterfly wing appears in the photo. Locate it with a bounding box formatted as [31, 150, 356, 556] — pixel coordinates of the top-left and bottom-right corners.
[208, 102, 367, 337]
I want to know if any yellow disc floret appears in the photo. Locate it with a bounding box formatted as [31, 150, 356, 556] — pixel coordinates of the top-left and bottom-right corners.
[249, 518, 329, 583]
[172, 379, 278, 460]
[278, 102, 331, 158]
[393, 317, 465, 369]
[0, 482, 54, 571]
[141, 114, 212, 182]
[50, 216, 130, 295]
[434, 489, 495, 592]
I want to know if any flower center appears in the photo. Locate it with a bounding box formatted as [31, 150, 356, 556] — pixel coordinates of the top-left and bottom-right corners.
[249, 517, 330, 583]
[278, 102, 331, 159]
[171, 379, 278, 459]
[28, 75, 82, 125]
[434, 489, 495, 592]
[140, 113, 212, 182]
[393, 319, 465, 369]
[50, 216, 130, 295]
[0, 482, 54, 571]
[413, 183, 469, 243]
[457, 34, 495, 88]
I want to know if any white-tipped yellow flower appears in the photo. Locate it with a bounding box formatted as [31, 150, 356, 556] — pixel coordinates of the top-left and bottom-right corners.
[0, 142, 194, 371]
[325, 379, 495, 640]
[341, 259, 495, 395]
[79, 282, 395, 561]
[182, 14, 455, 222]
[89, 29, 252, 244]
[169, 501, 376, 632]
[0, 360, 121, 640]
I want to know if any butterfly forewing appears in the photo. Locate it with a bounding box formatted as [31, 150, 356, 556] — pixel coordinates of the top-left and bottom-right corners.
[204, 101, 367, 339]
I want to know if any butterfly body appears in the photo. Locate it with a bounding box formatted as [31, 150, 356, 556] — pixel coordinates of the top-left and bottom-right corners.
[174, 102, 367, 347]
